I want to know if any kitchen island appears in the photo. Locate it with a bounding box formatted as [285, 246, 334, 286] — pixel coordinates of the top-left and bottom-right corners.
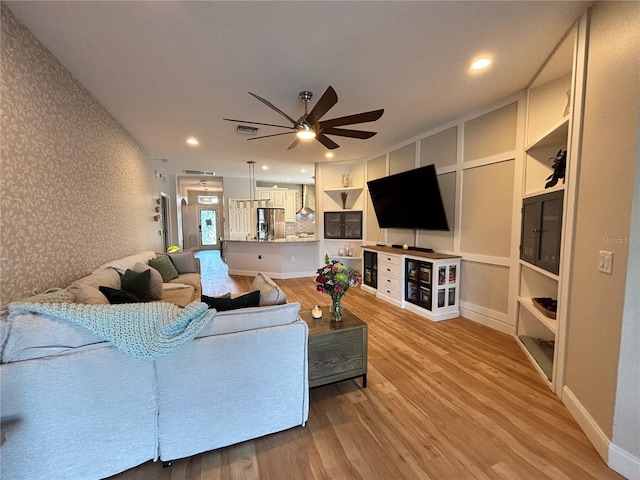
[223, 238, 319, 279]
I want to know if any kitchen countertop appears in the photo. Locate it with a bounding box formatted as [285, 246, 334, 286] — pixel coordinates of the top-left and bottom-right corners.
[223, 237, 318, 243]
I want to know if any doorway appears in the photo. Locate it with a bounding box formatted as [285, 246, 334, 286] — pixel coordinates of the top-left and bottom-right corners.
[198, 206, 220, 250]
[160, 193, 171, 252]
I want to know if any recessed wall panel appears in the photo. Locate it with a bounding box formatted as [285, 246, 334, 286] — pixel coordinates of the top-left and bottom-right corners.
[389, 143, 416, 174]
[420, 126, 457, 168]
[463, 103, 517, 161]
[418, 172, 455, 252]
[366, 155, 387, 242]
[460, 261, 510, 315]
[460, 161, 514, 257]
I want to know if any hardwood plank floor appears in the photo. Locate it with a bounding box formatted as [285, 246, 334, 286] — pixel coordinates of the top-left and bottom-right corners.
[107, 251, 622, 480]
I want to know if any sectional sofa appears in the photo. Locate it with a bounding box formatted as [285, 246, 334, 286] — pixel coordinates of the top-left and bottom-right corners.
[0, 251, 309, 480]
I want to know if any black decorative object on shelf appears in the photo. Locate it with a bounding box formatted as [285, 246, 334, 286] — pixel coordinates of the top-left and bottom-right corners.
[545, 149, 566, 189]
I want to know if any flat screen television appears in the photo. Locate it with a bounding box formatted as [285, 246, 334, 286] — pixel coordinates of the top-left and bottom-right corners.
[367, 164, 449, 230]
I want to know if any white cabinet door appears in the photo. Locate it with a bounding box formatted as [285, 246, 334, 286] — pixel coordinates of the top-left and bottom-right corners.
[228, 200, 251, 240]
[285, 191, 296, 222]
[272, 190, 286, 208]
[257, 190, 273, 205]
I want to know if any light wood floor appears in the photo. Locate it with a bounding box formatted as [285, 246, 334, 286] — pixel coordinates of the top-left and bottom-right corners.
[108, 251, 622, 480]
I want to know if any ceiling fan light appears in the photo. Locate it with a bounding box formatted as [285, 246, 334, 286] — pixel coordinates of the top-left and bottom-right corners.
[296, 125, 316, 140]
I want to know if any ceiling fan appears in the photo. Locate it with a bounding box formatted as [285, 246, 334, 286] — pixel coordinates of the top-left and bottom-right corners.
[223, 86, 384, 150]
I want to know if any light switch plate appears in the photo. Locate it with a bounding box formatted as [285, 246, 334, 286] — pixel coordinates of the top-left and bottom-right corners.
[598, 250, 613, 274]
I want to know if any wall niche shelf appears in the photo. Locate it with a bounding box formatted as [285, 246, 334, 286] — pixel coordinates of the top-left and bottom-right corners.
[323, 187, 363, 210]
[526, 117, 570, 151]
[517, 296, 557, 333]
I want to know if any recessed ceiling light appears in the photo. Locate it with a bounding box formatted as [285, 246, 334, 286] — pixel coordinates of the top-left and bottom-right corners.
[186, 137, 199, 146]
[301, 168, 307, 173]
[325, 152, 334, 159]
[470, 56, 492, 71]
[261, 166, 269, 171]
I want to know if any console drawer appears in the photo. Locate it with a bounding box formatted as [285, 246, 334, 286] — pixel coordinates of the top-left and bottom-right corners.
[378, 255, 402, 279]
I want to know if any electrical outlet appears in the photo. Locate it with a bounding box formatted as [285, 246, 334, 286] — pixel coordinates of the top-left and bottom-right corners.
[291, 256, 295, 262]
[598, 250, 613, 274]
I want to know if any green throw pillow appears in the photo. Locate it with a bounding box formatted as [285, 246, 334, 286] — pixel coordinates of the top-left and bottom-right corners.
[121, 268, 151, 302]
[201, 290, 260, 311]
[148, 255, 179, 282]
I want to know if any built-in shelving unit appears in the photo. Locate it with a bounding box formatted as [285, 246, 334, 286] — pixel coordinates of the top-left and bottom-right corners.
[515, 23, 585, 393]
[316, 163, 366, 269]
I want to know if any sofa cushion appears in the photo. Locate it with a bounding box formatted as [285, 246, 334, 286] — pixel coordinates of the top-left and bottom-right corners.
[133, 263, 163, 300]
[159, 286, 196, 308]
[121, 269, 151, 302]
[251, 272, 287, 306]
[99, 286, 142, 304]
[68, 283, 109, 305]
[148, 256, 179, 282]
[2, 311, 107, 362]
[98, 250, 156, 273]
[197, 301, 302, 337]
[201, 291, 260, 312]
[73, 268, 122, 290]
[167, 251, 198, 274]
[170, 272, 200, 290]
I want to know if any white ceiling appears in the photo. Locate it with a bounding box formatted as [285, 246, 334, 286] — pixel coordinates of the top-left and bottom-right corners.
[6, 1, 591, 185]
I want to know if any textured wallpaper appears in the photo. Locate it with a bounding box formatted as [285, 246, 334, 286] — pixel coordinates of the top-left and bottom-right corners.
[1, 5, 165, 308]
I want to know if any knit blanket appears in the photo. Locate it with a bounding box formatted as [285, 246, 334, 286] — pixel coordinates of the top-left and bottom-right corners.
[8, 301, 217, 359]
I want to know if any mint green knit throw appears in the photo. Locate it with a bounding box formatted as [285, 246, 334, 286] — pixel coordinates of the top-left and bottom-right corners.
[9, 301, 217, 359]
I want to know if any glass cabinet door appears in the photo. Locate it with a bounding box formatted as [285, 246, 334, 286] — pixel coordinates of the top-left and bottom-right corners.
[323, 212, 343, 239]
[323, 211, 363, 239]
[343, 211, 363, 239]
[520, 190, 563, 274]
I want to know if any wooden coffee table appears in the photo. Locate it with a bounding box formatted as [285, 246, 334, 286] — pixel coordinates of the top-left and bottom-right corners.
[299, 306, 368, 388]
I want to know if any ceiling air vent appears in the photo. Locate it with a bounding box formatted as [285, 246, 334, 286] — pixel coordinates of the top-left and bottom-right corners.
[183, 170, 216, 175]
[236, 125, 259, 135]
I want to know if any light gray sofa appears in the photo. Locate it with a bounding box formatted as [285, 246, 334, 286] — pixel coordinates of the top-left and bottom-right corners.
[67, 250, 203, 307]
[0, 255, 309, 480]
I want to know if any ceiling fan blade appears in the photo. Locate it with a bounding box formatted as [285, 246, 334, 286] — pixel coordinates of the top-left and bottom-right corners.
[322, 127, 377, 139]
[248, 92, 298, 125]
[223, 118, 294, 129]
[247, 132, 295, 141]
[315, 133, 340, 150]
[319, 109, 384, 129]
[305, 86, 338, 126]
[287, 138, 300, 150]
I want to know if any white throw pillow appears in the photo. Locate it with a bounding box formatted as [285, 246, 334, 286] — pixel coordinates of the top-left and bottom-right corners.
[250, 272, 286, 306]
[68, 284, 109, 305]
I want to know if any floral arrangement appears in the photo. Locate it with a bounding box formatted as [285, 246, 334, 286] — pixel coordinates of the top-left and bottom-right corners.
[315, 254, 361, 317]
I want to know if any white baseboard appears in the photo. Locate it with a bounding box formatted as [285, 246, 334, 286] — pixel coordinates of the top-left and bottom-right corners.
[609, 443, 640, 480]
[459, 302, 514, 335]
[226, 269, 315, 279]
[563, 386, 640, 480]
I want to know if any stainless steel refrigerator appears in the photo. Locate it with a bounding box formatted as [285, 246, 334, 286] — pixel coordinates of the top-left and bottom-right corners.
[256, 207, 285, 241]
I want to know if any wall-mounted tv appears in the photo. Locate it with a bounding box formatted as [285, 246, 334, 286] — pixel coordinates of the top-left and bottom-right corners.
[367, 164, 449, 231]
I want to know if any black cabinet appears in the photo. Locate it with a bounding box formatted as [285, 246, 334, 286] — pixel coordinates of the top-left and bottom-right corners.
[520, 191, 564, 274]
[324, 211, 363, 239]
[363, 250, 377, 288]
[405, 258, 433, 310]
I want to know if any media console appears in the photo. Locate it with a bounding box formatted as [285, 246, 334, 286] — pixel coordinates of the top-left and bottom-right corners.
[361, 245, 461, 322]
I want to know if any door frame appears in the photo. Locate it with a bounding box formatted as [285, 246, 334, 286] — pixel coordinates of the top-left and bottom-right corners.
[197, 205, 221, 251]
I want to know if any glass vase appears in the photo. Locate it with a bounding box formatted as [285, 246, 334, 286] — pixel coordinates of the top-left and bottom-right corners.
[330, 295, 343, 321]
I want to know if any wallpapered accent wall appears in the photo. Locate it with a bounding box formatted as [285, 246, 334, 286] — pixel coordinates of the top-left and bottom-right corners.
[0, 5, 164, 308]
